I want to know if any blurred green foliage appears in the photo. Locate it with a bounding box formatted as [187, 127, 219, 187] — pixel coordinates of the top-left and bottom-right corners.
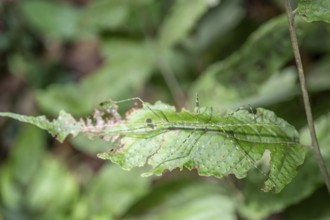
[1, 0, 330, 219]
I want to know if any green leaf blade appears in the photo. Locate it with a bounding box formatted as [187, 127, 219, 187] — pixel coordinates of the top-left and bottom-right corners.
[297, 0, 330, 23]
[190, 15, 302, 109]
[1, 100, 305, 193]
[0, 111, 81, 142]
[36, 40, 156, 116]
[21, 1, 79, 40]
[98, 102, 306, 193]
[159, 0, 211, 48]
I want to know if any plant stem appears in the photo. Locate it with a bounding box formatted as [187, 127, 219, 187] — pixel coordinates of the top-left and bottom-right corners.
[284, 0, 330, 194]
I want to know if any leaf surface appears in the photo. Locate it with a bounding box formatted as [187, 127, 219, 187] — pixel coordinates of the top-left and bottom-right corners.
[159, 0, 212, 48]
[190, 15, 300, 109]
[21, 1, 79, 40]
[80, 165, 151, 218]
[297, 0, 330, 23]
[0, 111, 81, 142]
[0, 126, 78, 219]
[0, 101, 305, 192]
[125, 180, 236, 220]
[36, 40, 155, 116]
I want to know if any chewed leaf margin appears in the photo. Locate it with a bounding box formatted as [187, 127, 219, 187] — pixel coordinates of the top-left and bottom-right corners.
[0, 100, 306, 193]
[97, 101, 306, 193]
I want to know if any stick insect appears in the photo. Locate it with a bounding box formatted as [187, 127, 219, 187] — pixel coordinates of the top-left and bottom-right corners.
[96, 97, 301, 192]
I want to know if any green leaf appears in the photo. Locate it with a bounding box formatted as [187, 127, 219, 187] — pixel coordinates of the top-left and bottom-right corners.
[36, 40, 156, 116]
[297, 0, 330, 23]
[190, 15, 299, 109]
[0, 126, 46, 211]
[300, 112, 330, 166]
[97, 101, 305, 193]
[79, 0, 157, 36]
[126, 180, 236, 220]
[79, 0, 129, 36]
[307, 57, 330, 92]
[185, 0, 245, 52]
[26, 156, 78, 215]
[254, 67, 298, 104]
[159, 0, 213, 48]
[0, 100, 306, 193]
[284, 187, 330, 220]
[21, 1, 79, 40]
[81, 165, 151, 219]
[0, 111, 81, 142]
[0, 126, 78, 219]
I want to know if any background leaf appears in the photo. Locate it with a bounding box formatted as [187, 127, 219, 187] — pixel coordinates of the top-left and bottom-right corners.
[0, 126, 79, 219]
[36, 40, 156, 116]
[190, 15, 300, 109]
[21, 1, 79, 40]
[79, 0, 130, 35]
[238, 111, 330, 220]
[125, 179, 236, 220]
[185, 0, 245, 53]
[158, 0, 213, 48]
[75, 165, 152, 219]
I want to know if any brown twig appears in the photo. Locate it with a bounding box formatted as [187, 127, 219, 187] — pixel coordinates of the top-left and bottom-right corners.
[284, 0, 330, 194]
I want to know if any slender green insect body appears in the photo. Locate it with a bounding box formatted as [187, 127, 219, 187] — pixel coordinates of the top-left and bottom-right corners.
[103, 98, 299, 192]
